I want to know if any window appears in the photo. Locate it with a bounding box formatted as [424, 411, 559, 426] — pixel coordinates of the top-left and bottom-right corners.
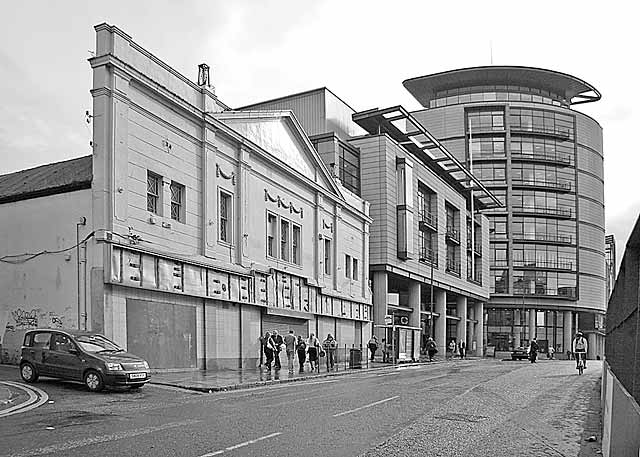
[147, 172, 161, 215]
[267, 213, 277, 257]
[338, 143, 361, 196]
[280, 220, 290, 261]
[324, 238, 332, 275]
[219, 191, 232, 243]
[292, 225, 301, 265]
[352, 258, 358, 280]
[345, 254, 352, 278]
[170, 181, 185, 222]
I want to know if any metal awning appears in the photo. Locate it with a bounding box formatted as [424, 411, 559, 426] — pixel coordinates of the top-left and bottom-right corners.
[352, 106, 503, 209]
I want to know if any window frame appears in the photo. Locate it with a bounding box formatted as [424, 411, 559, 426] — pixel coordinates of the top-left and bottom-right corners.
[219, 189, 233, 244]
[170, 180, 185, 223]
[324, 238, 332, 275]
[147, 171, 162, 215]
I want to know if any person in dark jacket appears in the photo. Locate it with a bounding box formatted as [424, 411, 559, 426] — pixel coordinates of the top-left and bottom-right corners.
[263, 331, 275, 370]
[296, 335, 307, 373]
[529, 337, 539, 363]
[271, 330, 284, 370]
[426, 337, 437, 362]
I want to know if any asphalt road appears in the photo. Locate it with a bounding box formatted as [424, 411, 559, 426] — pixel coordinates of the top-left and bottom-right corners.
[0, 359, 602, 457]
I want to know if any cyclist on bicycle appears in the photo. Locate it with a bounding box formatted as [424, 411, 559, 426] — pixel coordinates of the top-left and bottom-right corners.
[572, 331, 588, 370]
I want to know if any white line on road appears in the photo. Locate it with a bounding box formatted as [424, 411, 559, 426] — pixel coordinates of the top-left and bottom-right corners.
[6, 419, 201, 457]
[0, 381, 49, 418]
[199, 432, 282, 456]
[376, 372, 401, 377]
[333, 396, 399, 417]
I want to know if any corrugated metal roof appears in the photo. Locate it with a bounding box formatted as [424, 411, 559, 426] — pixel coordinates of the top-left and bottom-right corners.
[0, 155, 93, 204]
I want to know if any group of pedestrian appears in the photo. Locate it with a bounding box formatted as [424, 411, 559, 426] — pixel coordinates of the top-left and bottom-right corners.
[366, 335, 392, 362]
[262, 330, 338, 372]
[446, 339, 466, 360]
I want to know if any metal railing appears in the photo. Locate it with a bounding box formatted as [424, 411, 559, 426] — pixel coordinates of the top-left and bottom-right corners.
[419, 248, 438, 266]
[512, 206, 573, 218]
[512, 232, 574, 244]
[511, 151, 573, 165]
[418, 211, 438, 231]
[446, 259, 461, 275]
[513, 258, 574, 270]
[446, 227, 460, 243]
[467, 269, 482, 284]
[511, 125, 573, 140]
[513, 286, 576, 299]
[512, 178, 572, 191]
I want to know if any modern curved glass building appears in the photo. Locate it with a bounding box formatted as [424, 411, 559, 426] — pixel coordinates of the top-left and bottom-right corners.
[404, 66, 605, 358]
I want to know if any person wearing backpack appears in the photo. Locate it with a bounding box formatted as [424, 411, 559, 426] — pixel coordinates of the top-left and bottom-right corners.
[367, 335, 379, 361]
[572, 331, 588, 370]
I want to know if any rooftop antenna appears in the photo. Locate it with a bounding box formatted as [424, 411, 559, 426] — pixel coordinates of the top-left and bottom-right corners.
[490, 40, 494, 65]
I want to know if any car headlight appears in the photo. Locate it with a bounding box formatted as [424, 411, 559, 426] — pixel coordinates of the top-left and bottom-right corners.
[106, 362, 123, 371]
[142, 361, 149, 369]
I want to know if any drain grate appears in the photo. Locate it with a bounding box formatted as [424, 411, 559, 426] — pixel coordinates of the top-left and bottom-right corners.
[435, 413, 487, 423]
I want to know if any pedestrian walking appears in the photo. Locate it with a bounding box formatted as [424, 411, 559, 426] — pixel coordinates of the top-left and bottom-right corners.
[322, 333, 338, 370]
[263, 331, 275, 370]
[447, 339, 456, 360]
[426, 337, 437, 362]
[284, 330, 297, 373]
[381, 338, 389, 362]
[296, 335, 307, 373]
[271, 330, 284, 370]
[459, 341, 466, 359]
[307, 333, 320, 371]
[548, 345, 555, 360]
[367, 335, 379, 361]
[529, 337, 539, 363]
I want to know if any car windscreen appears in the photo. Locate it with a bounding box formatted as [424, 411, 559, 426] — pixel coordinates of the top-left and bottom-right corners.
[75, 335, 123, 353]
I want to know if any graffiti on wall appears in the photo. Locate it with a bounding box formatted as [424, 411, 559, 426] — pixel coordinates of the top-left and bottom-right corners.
[1, 306, 72, 364]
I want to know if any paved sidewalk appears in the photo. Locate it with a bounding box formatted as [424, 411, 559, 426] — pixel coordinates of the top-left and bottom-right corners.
[150, 357, 456, 392]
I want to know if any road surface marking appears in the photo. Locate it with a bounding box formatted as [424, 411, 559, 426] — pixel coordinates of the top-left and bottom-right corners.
[333, 396, 399, 417]
[262, 393, 329, 408]
[0, 381, 49, 418]
[199, 432, 282, 456]
[376, 372, 401, 377]
[6, 419, 201, 457]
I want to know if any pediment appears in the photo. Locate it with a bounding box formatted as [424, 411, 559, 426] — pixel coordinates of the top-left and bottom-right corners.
[215, 111, 341, 197]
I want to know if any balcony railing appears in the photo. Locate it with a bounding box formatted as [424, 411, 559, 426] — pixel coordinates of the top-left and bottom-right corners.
[419, 248, 438, 266]
[512, 178, 572, 192]
[446, 227, 460, 244]
[512, 206, 573, 218]
[467, 269, 482, 285]
[418, 211, 438, 231]
[513, 286, 577, 299]
[513, 258, 574, 271]
[512, 232, 574, 244]
[466, 238, 483, 253]
[511, 125, 573, 140]
[446, 259, 461, 276]
[511, 151, 573, 166]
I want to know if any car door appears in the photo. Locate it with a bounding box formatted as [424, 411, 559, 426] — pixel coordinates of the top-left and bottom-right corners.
[49, 333, 83, 381]
[29, 332, 53, 376]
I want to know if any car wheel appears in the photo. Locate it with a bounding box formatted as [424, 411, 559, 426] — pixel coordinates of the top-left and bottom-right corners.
[84, 370, 104, 392]
[20, 362, 38, 383]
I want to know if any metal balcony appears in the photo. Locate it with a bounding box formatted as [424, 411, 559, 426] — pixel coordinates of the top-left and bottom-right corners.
[446, 227, 460, 244]
[511, 151, 573, 166]
[512, 178, 572, 192]
[513, 258, 574, 271]
[512, 232, 574, 245]
[418, 211, 438, 231]
[512, 206, 573, 218]
[446, 259, 461, 276]
[419, 248, 438, 266]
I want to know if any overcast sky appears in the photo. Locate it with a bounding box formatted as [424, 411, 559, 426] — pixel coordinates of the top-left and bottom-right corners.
[1, 0, 637, 262]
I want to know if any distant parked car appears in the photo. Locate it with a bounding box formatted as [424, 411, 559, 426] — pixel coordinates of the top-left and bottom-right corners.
[19, 329, 150, 392]
[511, 346, 529, 360]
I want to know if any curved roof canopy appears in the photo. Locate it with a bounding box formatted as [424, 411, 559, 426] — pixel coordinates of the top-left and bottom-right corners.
[403, 66, 601, 107]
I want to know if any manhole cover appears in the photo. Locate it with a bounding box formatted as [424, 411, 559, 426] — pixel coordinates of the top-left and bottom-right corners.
[435, 413, 487, 423]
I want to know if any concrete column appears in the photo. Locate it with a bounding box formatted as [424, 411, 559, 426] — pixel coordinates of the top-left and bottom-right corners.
[434, 289, 446, 353]
[372, 271, 388, 341]
[528, 308, 537, 341]
[563, 310, 573, 355]
[456, 295, 467, 348]
[587, 332, 596, 360]
[474, 301, 484, 356]
[408, 280, 421, 361]
[514, 310, 521, 348]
